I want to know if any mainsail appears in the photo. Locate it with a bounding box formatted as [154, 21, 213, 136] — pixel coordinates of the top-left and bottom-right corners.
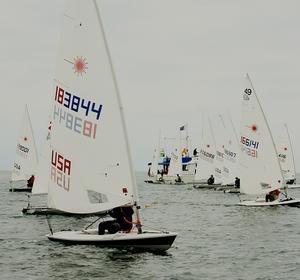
[32, 120, 52, 195]
[48, 0, 137, 214]
[168, 146, 182, 176]
[219, 114, 239, 185]
[194, 117, 216, 182]
[11, 105, 38, 183]
[277, 124, 296, 182]
[239, 74, 283, 195]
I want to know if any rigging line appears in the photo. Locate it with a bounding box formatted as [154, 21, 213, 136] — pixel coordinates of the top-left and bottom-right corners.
[84, 216, 104, 230]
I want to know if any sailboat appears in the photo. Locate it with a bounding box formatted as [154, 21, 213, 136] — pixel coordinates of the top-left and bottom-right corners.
[47, 0, 177, 251]
[22, 120, 58, 214]
[193, 117, 221, 188]
[238, 74, 300, 207]
[277, 124, 299, 188]
[165, 145, 183, 184]
[144, 132, 165, 184]
[214, 114, 240, 193]
[10, 105, 38, 192]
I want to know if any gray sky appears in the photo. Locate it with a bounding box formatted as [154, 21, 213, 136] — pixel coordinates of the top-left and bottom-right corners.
[1, 0, 300, 171]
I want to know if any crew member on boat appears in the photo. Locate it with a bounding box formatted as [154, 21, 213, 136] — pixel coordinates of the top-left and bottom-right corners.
[175, 174, 182, 183]
[265, 189, 280, 202]
[98, 206, 134, 235]
[234, 177, 240, 188]
[207, 175, 215, 185]
[27, 175, 35, 189]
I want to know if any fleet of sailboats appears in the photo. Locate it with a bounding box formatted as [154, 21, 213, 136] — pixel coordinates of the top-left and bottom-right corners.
[5, 0, 300, 254]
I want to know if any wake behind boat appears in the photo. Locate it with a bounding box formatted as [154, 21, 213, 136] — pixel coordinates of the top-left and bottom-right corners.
[45, 0, 176, 252]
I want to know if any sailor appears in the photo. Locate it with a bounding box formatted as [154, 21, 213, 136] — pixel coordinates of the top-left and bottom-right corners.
[265, 189, 280, 202]
[158, 172, 164, 182]
[234, 177, 240, 188]
[27, 175, 35, 189]
[207, 174, 215, 185]
[286, 179, 295, 185]
[175, 174, 182, 183]
[98, 206, 134, 235]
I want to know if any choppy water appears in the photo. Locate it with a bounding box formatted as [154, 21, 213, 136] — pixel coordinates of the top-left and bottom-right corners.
[0, 171, 300, 280]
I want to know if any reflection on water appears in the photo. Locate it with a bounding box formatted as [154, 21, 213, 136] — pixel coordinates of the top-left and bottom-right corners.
[0, 171, 300, 280]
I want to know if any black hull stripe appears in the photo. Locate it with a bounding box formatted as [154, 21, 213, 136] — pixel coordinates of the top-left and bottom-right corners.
[9, 188, 32, 192]
[22, 207, 104, 217]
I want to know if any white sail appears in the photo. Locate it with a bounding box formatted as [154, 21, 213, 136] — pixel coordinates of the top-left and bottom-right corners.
[32, 120, 52, 195]
[239, 74, 283, 195]
[220, 114, 239, 185]
[149, 148, 159, 177]
[211, 116, 225, 184]
[277, 124, 296, 182]
[148, 132, 163, 177]
[11, 105, 38, 183]
[168, 146, 182, 176]
[194, 117, 216, 182]
[48, 0, 137, 214]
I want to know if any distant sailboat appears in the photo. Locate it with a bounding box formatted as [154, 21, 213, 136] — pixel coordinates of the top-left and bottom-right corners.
[10, 105, 38, 192]
[277, 124, 299, 188]
[194, 117, 221, 188]
[22, 120, 53, 214]
[47, 0, 176, 251]
[145, 132, 165, 184]
[219, 114, 240, 186]
[211, 116, 225, 185]
[167, 145, 183, 183]
[238, 74, 300, 206]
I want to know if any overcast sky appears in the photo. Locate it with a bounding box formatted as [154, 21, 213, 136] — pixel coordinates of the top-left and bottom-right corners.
[1, 0, 300, 171]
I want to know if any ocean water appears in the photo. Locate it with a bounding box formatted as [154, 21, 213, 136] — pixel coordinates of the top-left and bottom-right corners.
[0, 170, 300, 280]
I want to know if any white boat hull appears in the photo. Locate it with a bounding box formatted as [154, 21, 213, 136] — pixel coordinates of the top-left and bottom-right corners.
[239, 198, 300, 207]
[287, 184, 300, 189]
[47, 229, 177, 251]
[193, 183, 222, 189]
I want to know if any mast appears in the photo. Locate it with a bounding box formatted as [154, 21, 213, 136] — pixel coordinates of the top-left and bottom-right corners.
[93, 0, 142, 232]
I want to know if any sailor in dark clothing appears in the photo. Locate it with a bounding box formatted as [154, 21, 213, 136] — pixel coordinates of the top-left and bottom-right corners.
[175, 174, 182, 183]
[234, 177, 240, 188]
[286, 179, 295, 185]
[27, 175, 35, 188]
[207, 175, 215, 185]
[98, 206, 134, 235]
